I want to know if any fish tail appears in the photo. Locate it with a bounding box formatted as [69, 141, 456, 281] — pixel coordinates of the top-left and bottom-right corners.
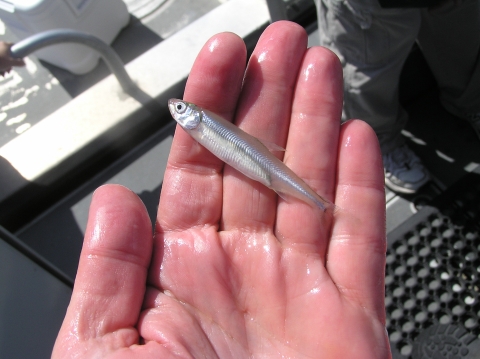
[276, 188, 339, 216]
[315, 196, 339, 215]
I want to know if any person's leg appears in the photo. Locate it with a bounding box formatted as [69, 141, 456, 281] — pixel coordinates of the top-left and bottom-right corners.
[315, 0, 430, 193]
[418, 0, 480, 138]
[316, 0, 419, 152]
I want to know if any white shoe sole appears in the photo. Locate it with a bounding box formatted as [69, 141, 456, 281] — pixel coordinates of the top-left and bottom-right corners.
[385, 176, 429, 194]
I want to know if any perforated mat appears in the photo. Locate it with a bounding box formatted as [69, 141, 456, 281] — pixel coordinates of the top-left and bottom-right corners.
[386, 173, 480, 359]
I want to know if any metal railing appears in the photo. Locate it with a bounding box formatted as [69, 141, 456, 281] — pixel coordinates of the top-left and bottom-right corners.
[10, 29, 137, 93]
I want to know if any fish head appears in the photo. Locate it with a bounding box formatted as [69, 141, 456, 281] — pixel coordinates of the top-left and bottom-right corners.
[168, 99, 202, 130]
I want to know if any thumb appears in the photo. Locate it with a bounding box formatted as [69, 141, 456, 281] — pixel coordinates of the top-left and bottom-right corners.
[52, 184, 153, 357]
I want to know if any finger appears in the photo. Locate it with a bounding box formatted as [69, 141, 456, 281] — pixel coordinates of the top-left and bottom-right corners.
[12, 57, 26, 67]
[53, 185, 152, 356]
[222, 21, 308, 231]
[328, 120, 387, 318]
[158, 32, 247, 232]
[275, 46, 343, 253]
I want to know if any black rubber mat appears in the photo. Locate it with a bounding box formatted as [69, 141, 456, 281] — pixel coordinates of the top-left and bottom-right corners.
[386, 173, 480, 358]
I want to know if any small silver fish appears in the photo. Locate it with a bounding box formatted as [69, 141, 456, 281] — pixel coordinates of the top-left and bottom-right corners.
[168, 99, 335, 213]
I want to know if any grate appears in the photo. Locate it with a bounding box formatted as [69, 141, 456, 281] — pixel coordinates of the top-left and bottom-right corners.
[386, 173, 480, 358]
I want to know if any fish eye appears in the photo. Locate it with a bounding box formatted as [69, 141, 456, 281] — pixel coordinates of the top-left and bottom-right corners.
[175, 102, 187, 113]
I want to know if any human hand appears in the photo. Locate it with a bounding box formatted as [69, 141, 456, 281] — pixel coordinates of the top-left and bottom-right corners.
[52, 21, 390, 358]
[0, 42, 25, 76]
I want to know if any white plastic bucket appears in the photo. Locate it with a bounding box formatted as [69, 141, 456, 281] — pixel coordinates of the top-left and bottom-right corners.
[0, 0, 130, 74]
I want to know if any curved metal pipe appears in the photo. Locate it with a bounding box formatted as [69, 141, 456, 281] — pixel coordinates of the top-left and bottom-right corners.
[10, 29, 136, 93]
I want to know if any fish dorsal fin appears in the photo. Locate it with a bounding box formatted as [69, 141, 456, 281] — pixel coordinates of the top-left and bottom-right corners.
[257, 138, 286, 153]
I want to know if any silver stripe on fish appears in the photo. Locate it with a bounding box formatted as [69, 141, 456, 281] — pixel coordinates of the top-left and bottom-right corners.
[168, 99, 335, 213]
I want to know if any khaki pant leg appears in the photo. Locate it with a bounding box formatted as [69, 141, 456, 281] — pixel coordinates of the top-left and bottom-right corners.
[315, 0, 421, 153]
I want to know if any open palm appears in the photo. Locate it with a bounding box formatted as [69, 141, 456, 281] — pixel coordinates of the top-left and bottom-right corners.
[53, 21, 390, 358]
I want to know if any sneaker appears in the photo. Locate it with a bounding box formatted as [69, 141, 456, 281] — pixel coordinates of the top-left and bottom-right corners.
[383, 145, 430, 194]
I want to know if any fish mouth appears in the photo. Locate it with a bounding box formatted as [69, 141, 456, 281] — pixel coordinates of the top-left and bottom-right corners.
[168, 99, 177, 118]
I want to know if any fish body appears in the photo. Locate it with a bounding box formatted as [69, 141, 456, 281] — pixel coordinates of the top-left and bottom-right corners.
[168, 99, 335, 213]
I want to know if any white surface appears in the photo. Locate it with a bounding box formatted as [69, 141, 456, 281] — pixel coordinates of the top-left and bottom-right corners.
[4, 0, 45, 12]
